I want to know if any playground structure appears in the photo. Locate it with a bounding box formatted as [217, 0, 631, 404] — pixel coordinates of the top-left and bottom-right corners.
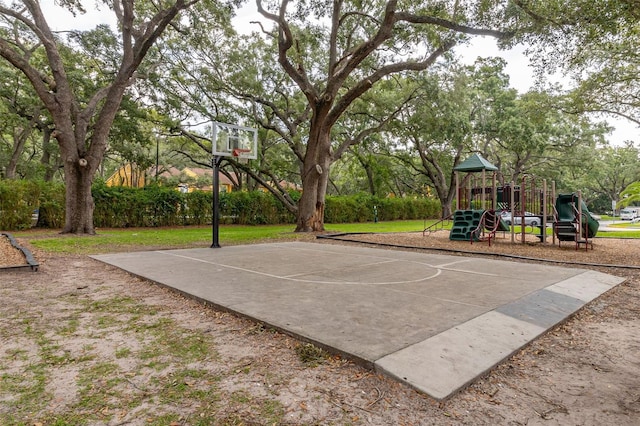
[424, 154, 599, 250]
[554, 193, 600, 250]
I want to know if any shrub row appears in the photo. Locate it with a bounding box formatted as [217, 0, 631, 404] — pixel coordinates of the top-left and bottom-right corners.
[0, 180, 65, 230]
[325, 194, 441, 223]
[0, 180, 441, 230]
[92, 184, 299, 227]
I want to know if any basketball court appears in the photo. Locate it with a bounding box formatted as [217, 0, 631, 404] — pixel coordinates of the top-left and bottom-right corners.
[92, 241, 624, 400]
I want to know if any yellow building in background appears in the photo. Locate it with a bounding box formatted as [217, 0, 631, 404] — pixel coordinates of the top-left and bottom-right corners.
[105, 163, 147, 188]
[106, 164, 237, 193]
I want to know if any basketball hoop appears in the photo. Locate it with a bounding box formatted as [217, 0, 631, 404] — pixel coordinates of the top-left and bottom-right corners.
[211, 123, 257, 249]
[232, 148, 251, 164]
[232, 148, 251, 157]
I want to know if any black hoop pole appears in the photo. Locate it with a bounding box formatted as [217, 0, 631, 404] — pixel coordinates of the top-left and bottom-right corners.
[211, 156, 223, 248]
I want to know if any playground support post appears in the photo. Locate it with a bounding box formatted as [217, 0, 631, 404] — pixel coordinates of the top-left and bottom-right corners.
[492, 171, 497, 211]
[578, 190, 583, 241]
[455, 172, 459, 211]
[481, 170, 486, 209]
[510, 181, 515, 243]
[542, 179, 547, 243]
[467, 175, 472, 210]
[521, 176, 527, 243]
[552, 181, 556, 245]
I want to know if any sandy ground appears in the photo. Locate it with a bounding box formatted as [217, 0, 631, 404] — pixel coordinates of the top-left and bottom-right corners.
[1, 232, 640, 425]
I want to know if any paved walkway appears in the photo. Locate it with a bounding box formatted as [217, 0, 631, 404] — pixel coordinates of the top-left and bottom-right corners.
[93, 242, 625, 400]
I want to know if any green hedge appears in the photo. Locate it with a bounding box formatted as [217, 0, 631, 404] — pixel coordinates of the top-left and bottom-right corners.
[0, 180, 441, 230]
[0, 180, 42, 230]
[92, 184, 210, 227]
[325, 194, 441, 223]
[220, 190, 297, 225]
[0, 180, 66, 230]
[36, 181, 65, 228]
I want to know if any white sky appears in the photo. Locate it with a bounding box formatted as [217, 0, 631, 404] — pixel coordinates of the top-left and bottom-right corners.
[39, 1, 637, 146]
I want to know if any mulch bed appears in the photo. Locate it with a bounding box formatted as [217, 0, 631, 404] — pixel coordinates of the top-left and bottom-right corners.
[0, 234, 29, 268]
[319, 230, 640, 268]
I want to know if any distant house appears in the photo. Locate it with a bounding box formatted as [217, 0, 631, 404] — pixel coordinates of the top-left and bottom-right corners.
[102, 164, 238, 193]
[106, 163, 298, 194]
[173, 167, 237, 193]
[105, 163, 147, 188]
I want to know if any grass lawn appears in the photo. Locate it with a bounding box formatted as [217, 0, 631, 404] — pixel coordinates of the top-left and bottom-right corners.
[605, 222, 640, 229]
[12, 218, 638, 255]
[13, 220, 433, 255]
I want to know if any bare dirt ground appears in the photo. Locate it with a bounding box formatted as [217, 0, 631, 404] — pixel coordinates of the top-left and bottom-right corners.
[1, 232, 640, 425]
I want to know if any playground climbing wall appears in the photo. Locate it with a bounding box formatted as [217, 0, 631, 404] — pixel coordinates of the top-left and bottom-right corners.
[449, 210, 483, 241]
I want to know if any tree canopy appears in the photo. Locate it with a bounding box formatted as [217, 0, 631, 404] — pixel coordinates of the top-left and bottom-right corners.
[0, 0, 638, 230]
[512, 0, 640, 127]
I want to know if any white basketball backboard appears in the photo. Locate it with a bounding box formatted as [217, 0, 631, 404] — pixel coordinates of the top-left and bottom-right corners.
[212, 122, 258, 159]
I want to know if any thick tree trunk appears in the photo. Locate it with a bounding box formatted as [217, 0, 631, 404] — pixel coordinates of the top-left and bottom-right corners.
[434, 183, 455, 218]
[441, 195, 454, 218]
[62, 160, 96, 234]
[296, 158, 331, 231]
[296, 123, 332, 232]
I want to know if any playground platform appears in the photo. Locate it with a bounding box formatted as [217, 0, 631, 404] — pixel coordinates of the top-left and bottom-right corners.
[92, 242, 625, 400]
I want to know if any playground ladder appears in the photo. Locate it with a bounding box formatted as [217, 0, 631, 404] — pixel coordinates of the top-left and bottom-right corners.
[553, 203, 592, 251]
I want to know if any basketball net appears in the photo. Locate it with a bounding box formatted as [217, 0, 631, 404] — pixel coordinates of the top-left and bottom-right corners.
[232, 148, 251, 164]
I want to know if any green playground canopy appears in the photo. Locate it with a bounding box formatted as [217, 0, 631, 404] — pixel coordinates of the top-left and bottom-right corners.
[453, 153, 498, 173]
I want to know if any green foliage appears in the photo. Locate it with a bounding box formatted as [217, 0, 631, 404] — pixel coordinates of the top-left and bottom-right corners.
[324, 195, 368, 223]
[620, 182, 640, 208]
[220, 190, 297, 225]
[92, 185, 299, 228]
[184, 190, 213, 225]
[514, 1, 640, 126]
[92, 183, 146, 228]
[566, 142, 640, 206]
[2, 179, 440, 230]
[0, 180, 43, 230]
[36, 181, 65, 228]
[325, 194, 440, 223]
[93, 183, 186, 228]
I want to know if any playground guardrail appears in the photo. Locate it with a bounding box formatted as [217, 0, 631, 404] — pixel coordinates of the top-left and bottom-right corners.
[423, 214, 454, 236]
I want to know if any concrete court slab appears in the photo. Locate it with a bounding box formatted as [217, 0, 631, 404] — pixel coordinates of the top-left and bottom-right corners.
[92, 241, 625, 400]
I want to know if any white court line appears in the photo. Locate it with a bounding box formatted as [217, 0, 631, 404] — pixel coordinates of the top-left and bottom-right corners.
[157, 251, 443, 286]
[271, 244, 498, 278]
[269, 244, 498, 277]
[430, 260, 497, 277]
[268, 243, 410, 261]
[435, 267, 498, 277]
[433, 259, 473, 268]
[282, 259, 400, 279]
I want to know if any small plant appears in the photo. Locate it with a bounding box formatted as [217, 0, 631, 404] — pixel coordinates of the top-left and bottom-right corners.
[115, 347, 131, 358]
[295, 342, 329, 367]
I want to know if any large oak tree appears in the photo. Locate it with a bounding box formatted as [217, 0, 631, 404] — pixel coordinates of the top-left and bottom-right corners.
[0, 0, 201, 233]
[255, 0, 529, 231]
